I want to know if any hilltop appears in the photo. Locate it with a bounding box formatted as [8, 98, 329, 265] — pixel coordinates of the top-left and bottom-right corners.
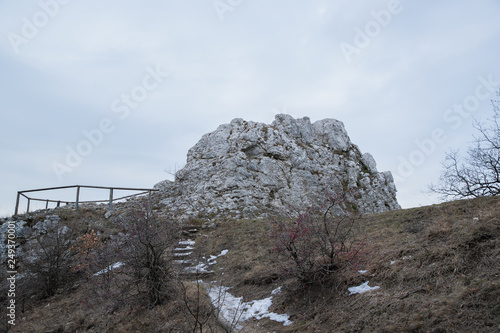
[155, 114, 400, 220]
[2, 195, 499, 332]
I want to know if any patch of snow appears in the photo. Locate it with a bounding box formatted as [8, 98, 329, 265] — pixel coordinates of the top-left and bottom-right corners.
[390, 260, 396, 265]
[184, 262, 213, 273]
[208, 249, 229, 264]
[174, 259, 191, 264]
[174, 252, 192, 257]
[94, 262, 124, 276]
[245, 297, 292, 325]
[179, 240, 196, 246]
[271, 287, 282, 295]
[348, 281, 380, 295]
[358, 270, 367, 274]
[208, 285, 292, 328]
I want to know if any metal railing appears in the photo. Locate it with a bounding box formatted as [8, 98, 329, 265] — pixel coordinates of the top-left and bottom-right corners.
[15, 185, 159, 215]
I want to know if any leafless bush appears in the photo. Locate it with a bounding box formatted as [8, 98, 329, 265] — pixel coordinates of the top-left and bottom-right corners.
[114, 204, 180, 306]
[270, 190, 367, 288]
[21, 216, 80, 297]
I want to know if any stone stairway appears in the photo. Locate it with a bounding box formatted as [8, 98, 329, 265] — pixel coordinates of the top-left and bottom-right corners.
[174, 225, 215, 279]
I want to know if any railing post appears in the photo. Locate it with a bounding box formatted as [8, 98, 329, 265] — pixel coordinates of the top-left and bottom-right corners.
[45, 199, 49, 210]
[26, 198, 30, 214]
[57, 201, 61, 208]
[15, 192, 20, 216]
[109, 188, 114, 211]
[76, 186, 80, 209]
[148, 190, 152, 213]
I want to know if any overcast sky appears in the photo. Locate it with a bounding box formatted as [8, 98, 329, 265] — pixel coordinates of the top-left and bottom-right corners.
[1, 0, 499, 216]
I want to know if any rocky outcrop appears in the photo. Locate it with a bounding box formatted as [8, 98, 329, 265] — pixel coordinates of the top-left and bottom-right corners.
[156, 114, 400, 219]
[0, 215, 67, 266]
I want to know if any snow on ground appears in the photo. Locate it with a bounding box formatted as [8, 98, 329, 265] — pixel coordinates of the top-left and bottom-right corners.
[177, 240, 292, 327]
[184, 262, 213, 273]
[180, 248, 229, 273]
[271, 287, 282, 295]
[174, 259, 191, 264]
[179, 239, 196, 246]
[94, 262, 124, 276]
[207, 285, 292, 329]
[174, 252, 193, 256]
[348, 281, 380, 295]
[207, 249, 229, 264]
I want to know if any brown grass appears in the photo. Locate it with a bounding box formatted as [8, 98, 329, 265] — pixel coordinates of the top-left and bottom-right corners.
[194, 218, 281, 295]
[193, 197, 500, 332]
[6, 196, 500, 332]
[286, 196, 500, 332]
[8, 273, 193, 332]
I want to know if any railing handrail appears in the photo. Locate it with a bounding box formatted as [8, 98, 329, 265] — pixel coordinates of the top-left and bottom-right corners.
[15, 185, 159, 215]
[18, 185, 159, 193]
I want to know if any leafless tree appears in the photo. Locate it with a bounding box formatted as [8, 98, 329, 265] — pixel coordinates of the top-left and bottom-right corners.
[430, 93, 500, 199]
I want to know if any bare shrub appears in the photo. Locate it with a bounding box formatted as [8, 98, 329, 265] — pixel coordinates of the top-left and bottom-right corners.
[114, 204, 180, 306]
[270, 190, 367, 288]
[181, 278, 216, 332]
[22, 216, 80, 297]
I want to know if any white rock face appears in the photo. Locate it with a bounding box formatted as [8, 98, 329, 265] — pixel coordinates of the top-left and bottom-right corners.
[157, 114, 400, 219]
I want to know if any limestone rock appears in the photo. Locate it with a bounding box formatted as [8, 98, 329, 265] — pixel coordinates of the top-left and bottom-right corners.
[157, 114, 400, 219]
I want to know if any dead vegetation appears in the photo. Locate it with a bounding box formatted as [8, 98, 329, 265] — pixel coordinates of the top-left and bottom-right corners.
[3, 196, 500, 332]
[194, 196, 500, 332]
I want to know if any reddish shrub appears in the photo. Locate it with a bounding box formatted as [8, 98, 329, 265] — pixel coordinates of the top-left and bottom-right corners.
[270, 191, 367, 287]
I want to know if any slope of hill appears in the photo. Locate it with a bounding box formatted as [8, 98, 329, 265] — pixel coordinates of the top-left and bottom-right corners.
[191, 196, 500, 332]
[2, 196, 499, 332]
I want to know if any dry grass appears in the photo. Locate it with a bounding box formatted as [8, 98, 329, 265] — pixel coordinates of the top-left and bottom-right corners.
[284, 196, 500, 332]
[7, 273, 193, 332]
[195, 218, 281, 295]
[194, 197, 500, 332]
[6, 196, 500, 332]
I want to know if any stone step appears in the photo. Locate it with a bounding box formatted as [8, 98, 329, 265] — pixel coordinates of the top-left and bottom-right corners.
[173, 228, 217, 279]
[181, 225, 201, 230]
[180, 225, 201, 235]
[179, 271, 215, 279]
[173, 252, 193, 259]
[174, 246, 195, 253]
[173, 259, 194, 267]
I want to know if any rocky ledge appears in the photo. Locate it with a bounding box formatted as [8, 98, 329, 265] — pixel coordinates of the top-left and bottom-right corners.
[155, 114, 400, 219]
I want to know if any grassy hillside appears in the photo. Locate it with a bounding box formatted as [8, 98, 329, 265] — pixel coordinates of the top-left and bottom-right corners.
[3, 196, 500, 332]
